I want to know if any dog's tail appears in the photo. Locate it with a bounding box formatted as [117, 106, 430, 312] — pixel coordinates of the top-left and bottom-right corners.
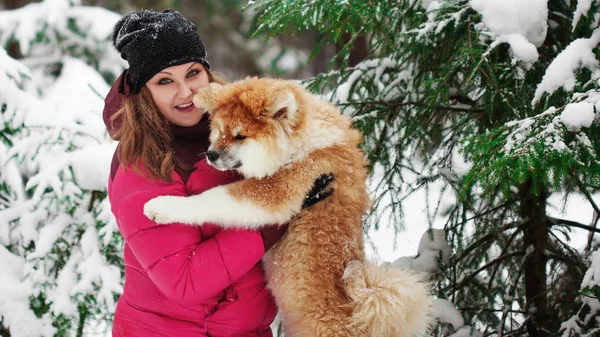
[342, 260, 433, 337]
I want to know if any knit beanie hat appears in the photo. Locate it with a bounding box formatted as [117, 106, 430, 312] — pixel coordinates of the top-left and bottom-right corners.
[112, 9, 211, 94]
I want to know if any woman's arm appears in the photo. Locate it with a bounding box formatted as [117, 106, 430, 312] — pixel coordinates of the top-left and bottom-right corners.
[143, 153, 335, 228]
[110, 168, 265, 306]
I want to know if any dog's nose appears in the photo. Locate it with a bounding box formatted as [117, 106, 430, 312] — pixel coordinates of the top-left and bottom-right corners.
[206, 151, 220, 162]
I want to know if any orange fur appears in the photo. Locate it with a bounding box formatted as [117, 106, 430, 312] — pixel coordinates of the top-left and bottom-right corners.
[194, 78, 432, 337]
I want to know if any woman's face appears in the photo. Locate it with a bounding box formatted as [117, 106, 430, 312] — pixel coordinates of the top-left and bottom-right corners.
[146, 62, 210, 127]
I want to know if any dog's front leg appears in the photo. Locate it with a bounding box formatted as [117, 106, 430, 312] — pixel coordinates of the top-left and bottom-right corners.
[143, 185, 298, 229]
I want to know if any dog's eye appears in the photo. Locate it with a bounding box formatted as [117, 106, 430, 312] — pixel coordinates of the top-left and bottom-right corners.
[234, 134, 247, 141]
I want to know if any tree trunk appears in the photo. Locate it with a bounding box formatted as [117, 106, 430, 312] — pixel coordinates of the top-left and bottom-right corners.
[0, 321, 10, 337]
[4, 0, 24, 8]
[336, 33, 368, 68]
[4, 0, 26, 59]
[519, 180, 549, 337]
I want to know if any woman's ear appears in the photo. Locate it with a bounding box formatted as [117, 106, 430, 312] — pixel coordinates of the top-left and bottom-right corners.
[193, 82, 223, 113]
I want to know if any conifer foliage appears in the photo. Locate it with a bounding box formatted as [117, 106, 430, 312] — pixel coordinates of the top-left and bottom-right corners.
[0, 1, 125, 336]
[250, 0, 600, 336]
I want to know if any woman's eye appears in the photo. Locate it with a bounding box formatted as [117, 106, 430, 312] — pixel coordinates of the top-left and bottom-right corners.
[158, 78, 172, 85]
[187, 69, 200, 78]
[234, 134, 246, 140]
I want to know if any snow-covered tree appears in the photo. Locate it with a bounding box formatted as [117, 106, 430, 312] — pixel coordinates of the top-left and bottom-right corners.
[249, 0, 600, 336]
[0, 1, 125, 335]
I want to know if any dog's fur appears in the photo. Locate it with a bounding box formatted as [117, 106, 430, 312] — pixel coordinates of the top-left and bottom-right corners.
[144, 78, 431, 337]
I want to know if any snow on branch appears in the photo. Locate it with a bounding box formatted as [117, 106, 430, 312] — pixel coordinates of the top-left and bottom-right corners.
[560, 248, 600, 336]
[392, 229, 451, 274]
[470, 0, 548, 64]
[503, 90, 599, 159]
[532, 28, 600, 106]
[0, 2, 124, 334]
[388, 229, 482, 336]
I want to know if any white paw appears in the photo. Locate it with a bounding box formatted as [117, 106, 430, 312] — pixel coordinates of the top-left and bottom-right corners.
[144, 196, 183, 224]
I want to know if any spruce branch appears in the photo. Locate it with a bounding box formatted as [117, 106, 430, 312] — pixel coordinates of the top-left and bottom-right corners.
[491, 323, 530, 337]
[450, 220, 525, 265]
[371, 109, 397, 166]
[488, 227, 522, 291]
[338, 100, 483, 112]
[587, 212, 600, 254]
[547, 229, 587, 273]
[546, 231, 586, 273]
[497, 252, 530, 337]
[571, 173, 600, 216]
[547, 216, 600, 234]
[448, 251, 525, 292]
[459, 307, 527, 314]
[570, 173, 600, 253]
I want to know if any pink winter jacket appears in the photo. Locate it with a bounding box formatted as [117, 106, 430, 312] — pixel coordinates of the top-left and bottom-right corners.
[109, 160, 277, 337]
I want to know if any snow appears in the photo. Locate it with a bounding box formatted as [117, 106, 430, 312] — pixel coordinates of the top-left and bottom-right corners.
[532, 28, 600, 105]
[0, 2, 123, 336]
[420, 0, 439, 10]
[1, 1, 600, 336]
[0, 246, 56, 336]
[561, 248, 600, 336]
[326, 56, 412, 114]
[470, 0, 547, 63]
[257, 44, 308, 74]
[68, 6, 123, 41]
[70, 143, 116, 190]
[560, 101, 597, 131]
[573, 0, 594, 31]
[448, 326, 483, 337]
[431, 298, 464, 329]
[491, 33, 539, 64]
[0, 49, 35, 130]
[364, 162, 448, 261]
[391, 229, 451, 274]
[27, 214, 70, 259]
[547, 191, 600, 250]
[73, 223, 122, 303]
[41, 57, 111, 137]
[502, 103, 596, 157]
[583, 249, 600, 289]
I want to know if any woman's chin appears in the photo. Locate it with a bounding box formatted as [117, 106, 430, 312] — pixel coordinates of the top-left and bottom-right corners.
[172, 117, 203, 127]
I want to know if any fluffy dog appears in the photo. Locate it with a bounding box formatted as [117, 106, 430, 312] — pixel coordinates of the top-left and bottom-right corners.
[144, 78, 431, 337]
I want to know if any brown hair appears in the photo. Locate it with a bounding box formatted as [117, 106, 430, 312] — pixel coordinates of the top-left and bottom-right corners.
[110, 68, 227, 181]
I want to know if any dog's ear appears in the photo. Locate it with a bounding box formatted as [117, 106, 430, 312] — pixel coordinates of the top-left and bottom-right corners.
[269, 91, 297, 121]
[193, 82, 222, 113]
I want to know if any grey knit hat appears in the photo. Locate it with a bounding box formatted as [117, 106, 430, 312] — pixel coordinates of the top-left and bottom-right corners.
[113, 9, 211, 94]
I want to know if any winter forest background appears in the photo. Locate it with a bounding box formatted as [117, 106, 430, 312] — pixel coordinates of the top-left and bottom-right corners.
[1, 0, 599, 336]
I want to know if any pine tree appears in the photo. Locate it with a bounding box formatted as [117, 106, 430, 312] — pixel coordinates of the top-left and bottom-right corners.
[0, 1, 125, 336]
[249, 0, 600, 336]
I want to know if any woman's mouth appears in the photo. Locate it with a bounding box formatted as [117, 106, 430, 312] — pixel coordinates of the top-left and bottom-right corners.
[175, 102, 195, 112]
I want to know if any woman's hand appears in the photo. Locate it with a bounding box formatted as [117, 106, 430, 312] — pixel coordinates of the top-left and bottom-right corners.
[302, 173, 335, 208]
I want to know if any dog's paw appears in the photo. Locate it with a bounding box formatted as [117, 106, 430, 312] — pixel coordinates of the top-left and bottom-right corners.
[144, 196, 183, 224]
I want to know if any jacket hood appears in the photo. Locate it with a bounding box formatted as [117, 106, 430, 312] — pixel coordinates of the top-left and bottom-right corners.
[103, 70, 130, 138]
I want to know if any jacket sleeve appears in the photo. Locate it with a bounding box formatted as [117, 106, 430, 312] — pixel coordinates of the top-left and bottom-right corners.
[110, 167, 265, 306]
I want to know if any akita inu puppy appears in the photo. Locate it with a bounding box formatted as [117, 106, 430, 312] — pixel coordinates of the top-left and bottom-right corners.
[144, 78, 431, 337]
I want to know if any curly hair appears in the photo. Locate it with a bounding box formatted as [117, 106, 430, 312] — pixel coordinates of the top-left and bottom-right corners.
[109, 69, 226, 182]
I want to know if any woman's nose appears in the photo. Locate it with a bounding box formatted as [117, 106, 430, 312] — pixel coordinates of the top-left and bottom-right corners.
[176, 82, 194, 99]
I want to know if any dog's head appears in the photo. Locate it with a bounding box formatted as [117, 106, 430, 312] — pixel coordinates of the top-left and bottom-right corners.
[193, 78, 304, 179]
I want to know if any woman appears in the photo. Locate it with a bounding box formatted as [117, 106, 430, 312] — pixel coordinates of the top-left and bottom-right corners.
[103, 9, 332, 337]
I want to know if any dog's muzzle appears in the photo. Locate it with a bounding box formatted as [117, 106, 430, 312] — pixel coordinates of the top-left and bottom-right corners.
[206, 150, 242, 170]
